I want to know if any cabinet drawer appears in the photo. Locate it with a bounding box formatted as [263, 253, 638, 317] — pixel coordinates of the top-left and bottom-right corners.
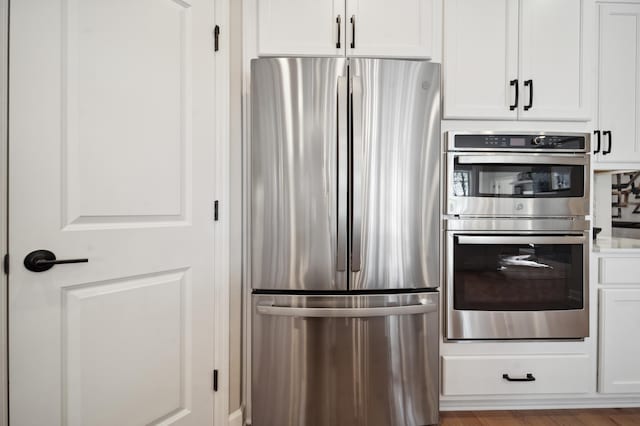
[599, 257, 640, 285]
[442, 354, 591, 396]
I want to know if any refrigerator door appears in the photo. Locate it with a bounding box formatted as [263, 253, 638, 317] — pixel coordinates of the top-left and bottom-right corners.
[350, 59, 441, 290]
[252, 293, 439, 426]
[251, 58, 349, 291]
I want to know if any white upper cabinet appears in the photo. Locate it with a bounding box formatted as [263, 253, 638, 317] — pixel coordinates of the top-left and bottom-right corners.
[257, 0, 435, 58]
[346, 0, 434, 58]
[443, 0, 518, 120]
[258, 0, 344, 56]
[443, 0, 590, 121]
[595, 3, 640, 164]
[519, 0, 589, 121]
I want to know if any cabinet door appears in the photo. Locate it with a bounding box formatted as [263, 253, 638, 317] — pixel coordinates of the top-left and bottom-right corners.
[442, 0, 518, 120]
[519, 0, 589, 121]
[596, 4, 640, 164]
[599, 288, 640, 393]
[258, 0, 344, 56]
[346, 0, 434, 58]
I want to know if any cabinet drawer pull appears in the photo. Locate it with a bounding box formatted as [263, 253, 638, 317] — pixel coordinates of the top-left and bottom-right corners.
[603, 130, 612, 155]
[502, 373, 536, 382]
[350, 15, 356, 49]
[336, 15, 341, 49]
[524, 79, 533, 110]
[593, 130, 601, 154]
[509, 79, 518, 110]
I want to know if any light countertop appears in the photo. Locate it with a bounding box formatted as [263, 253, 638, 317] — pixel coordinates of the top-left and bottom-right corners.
[593, 236, 640, 253]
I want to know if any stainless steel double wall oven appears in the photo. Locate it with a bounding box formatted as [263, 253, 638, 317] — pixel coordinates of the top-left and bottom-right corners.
[445, 132, 591, 340]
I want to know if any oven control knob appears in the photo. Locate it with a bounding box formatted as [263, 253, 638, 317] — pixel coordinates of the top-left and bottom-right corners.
[515, 203, 524, 211]
[533, 136, 546, 145]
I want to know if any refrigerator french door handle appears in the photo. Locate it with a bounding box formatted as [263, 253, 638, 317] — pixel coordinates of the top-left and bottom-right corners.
[351, 76, 363, 272]
[255, 302, 437, 318]
[337, 76, 348, 272]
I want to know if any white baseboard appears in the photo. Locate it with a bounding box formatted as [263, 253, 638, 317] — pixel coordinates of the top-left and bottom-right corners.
[441, 396, 640, 411]
[229, 408, 243, 426]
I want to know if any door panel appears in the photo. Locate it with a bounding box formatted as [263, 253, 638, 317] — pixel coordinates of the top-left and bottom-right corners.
[251, 58, 348, 291]
[597, 4, 640, 164]
[443, 0, 518, 119]
[346, 0, 434, 58]
[258, 0, 344, 56]
[252, 293, 439, 426]
[519, 0, 589, 121]
[9, 0, 216, 424]
[350, 59, 440, 290]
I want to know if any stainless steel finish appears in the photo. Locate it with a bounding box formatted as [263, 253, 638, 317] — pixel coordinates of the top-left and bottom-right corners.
[445, 217, 590, 232]
[252, 292, 439, 426]
[251, 58, 348, 291]
[337, 76, 348, 272]
[456, 153, 588, 165]
[350, 75, 363, 272]
[446, 152, 591, 218]
[350, 59, 441, 290]
[447, 131, 591, 153]
[445, 230, 589, 340]
[256, 302, 437, 317]
[456, 235, 586, 245]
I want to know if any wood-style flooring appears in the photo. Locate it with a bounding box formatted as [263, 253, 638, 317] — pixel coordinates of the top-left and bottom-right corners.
[440, 409, 640, 425]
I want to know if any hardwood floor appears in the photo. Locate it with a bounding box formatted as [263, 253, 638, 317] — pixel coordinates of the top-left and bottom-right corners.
[440, 409, 640, 425]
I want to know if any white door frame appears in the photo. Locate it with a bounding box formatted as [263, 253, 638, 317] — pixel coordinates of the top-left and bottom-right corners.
[1, 0, 230, 424]
[0, 0, 8, 424]
[214, 0, 231, 424]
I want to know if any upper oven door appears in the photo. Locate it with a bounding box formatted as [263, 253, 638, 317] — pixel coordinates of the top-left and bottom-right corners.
[446, 153, 590, 217]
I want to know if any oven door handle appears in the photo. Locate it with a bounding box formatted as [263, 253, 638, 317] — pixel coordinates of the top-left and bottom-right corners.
[456, 235, 586, 245]
[456, 155, 588, 166]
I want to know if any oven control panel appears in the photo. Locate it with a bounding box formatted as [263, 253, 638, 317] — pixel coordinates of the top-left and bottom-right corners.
[451, 133, 588, 151]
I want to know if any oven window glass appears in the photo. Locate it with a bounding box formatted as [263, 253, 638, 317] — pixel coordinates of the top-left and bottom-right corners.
[453, 238, 583, 311]
[453, 160, 584, 198]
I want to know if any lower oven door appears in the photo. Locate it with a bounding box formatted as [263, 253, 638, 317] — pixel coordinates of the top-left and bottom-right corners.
[446, 233, 589, 340]
[252, 293, 439, 426]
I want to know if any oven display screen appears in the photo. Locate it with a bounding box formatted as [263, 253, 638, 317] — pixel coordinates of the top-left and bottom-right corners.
[510, 137, 526, 147]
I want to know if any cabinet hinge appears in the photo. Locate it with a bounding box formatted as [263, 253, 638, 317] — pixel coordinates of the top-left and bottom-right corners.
[2, 254, 7, 275]
[214, 25, 220, 52]
[213, 369, 219, 391]
[214, 200, 219, 221]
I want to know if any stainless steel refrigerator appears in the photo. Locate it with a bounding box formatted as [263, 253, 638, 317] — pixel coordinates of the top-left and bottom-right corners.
[250, 57, 440, 426]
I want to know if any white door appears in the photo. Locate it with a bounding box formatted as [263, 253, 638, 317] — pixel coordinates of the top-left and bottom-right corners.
[596, 3, 640, 164]
[442, 0, 518, 120]
[518, 0, 589, 121]
[9, 0, 217, 425]
[346, 0, 434, 58]
[258, 0, 344, 56]
[599, 288, 640, 394]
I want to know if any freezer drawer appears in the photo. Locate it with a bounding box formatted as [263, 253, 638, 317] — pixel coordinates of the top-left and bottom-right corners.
[251, 293, 439, 426]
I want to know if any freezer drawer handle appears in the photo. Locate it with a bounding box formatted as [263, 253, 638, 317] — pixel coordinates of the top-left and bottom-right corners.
[502, 373, 536, 382]
[256, 303, 436, 318]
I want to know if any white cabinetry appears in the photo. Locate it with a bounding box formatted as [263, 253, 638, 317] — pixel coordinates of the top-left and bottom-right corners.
[443, 0, 589, 121]
[594, 3, 640, 165]
[598, 257, 640, 394]
[257, 0, 435, 58]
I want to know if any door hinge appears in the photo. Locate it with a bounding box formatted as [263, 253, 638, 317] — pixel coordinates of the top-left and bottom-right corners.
[214, 25, 220, 52]
[2, 254, 8, 275]
[214, 200, 219, 221]
[213, 369, 219, 391]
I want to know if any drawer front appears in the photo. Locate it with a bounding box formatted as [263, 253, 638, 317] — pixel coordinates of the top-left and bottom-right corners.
[442, 354, 591, 396]
[599, 257, 640, 285]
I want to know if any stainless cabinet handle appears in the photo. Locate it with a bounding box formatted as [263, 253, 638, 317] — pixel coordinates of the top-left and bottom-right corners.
[256, 303, 437, 318]
[350, 15, 356, 48]
[336, 15, 341, 49]
[337, 76, 348, 272]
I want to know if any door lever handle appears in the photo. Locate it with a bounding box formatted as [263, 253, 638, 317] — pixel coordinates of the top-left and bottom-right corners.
[24, 249, 88, 272]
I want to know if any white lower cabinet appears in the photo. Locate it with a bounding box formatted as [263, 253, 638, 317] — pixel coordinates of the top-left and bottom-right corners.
[599, 288, 640, 393]
[442, 354, 591, 396]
